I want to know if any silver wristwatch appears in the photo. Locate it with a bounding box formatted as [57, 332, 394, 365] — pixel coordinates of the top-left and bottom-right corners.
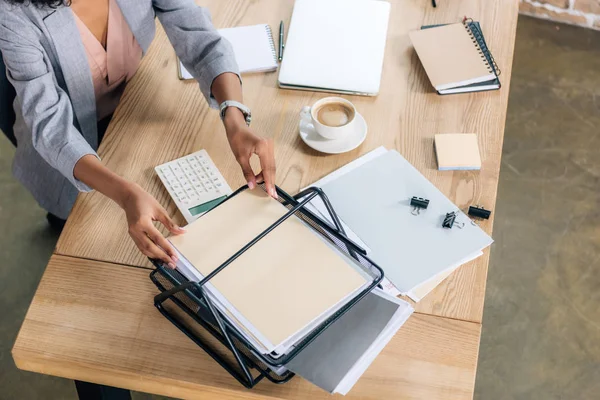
[219, 100, 252, 126]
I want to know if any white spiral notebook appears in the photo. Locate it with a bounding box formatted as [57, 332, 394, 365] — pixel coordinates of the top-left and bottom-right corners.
[179, 24, 278, 79]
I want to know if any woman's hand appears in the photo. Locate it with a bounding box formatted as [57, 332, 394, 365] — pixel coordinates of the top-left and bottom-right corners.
[209, 72, 277, 197]
[73, 155, 184, 268]
[224, 108, 277, 198]
[120, 182, 185, 268]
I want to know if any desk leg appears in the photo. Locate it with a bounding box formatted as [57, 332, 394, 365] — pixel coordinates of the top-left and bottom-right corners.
[74, 380, 131, 400]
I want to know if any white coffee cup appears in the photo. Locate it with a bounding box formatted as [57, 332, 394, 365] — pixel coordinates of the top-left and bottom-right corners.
[301, 97, 357, 140]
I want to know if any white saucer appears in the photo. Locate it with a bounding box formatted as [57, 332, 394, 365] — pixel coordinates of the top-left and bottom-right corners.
[298, 110, 367, 154]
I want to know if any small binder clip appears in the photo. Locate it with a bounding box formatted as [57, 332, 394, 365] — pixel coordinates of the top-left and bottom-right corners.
[410, 196, 429, 215]
[442, 212, 456, 228]
[442, 211, 464, 229]
[468, 205, 491, 220]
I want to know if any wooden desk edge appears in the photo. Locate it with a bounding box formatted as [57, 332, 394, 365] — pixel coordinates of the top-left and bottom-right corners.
[12, 349, 281, 400]
[12, 319, 482, 400]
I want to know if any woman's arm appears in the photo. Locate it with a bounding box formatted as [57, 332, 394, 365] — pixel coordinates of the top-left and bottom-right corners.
[0, 13, 97, 192]
[154, 0, 277, 197]
[153, 0, 238, 108]
[0, 13, 181, 268]
[211, 72, 277, 198]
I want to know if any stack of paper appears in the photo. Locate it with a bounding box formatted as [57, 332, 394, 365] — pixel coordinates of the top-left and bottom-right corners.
[169, 188, 371, 357]
[304, 147, 493, 301]
[167, 187, 415, 395]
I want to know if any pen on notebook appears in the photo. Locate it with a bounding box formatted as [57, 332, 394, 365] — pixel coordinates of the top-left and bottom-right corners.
[432, 0, 437, 7]
[278, 20, 284, 62]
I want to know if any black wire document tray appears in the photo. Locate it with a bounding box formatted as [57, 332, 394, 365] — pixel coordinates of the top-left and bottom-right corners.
[149, 184, 384, 388]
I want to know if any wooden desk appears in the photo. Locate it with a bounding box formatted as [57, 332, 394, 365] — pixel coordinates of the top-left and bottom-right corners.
[14, 255, 481, 400]
[13, 0, 519, 398]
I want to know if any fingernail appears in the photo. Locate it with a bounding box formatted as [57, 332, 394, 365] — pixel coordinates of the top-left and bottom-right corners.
[176, 226, 186, 232]
[168, 262, 176, 269]
[248, 181, 256, 189]
[171, 255, 178, 262]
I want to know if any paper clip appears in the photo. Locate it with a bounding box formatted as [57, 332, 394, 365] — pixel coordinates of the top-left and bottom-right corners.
[410, 196, 429, 215]
[442, 211, 464, 229]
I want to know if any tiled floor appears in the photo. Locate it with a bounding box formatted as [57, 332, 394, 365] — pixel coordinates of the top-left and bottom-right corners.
[0, 15, 598, 400]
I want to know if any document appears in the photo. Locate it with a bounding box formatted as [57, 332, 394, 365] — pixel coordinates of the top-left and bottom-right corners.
[169, 188, 369, 352]
[321, 150, 493, 294]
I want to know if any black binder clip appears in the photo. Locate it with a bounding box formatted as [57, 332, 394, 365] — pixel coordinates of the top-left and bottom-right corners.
[410, 196, 429, 215]
[442, 211, 464, 229]
[468, 205, 491, 220]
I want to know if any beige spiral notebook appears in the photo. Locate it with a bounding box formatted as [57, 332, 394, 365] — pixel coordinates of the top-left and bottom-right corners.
[409, 22, 497, 91]
[169, 188, 368, 348]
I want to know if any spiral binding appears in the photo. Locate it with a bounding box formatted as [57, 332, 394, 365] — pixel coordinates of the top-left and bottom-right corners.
[265, 25, 278, 64]
[462, 17, 501, 76]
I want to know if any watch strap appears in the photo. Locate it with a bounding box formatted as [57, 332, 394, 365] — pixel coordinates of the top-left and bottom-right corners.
[219, 100, 252, 126]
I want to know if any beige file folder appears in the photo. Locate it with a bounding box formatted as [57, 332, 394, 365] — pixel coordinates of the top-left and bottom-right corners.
[169, 188, 367, 347]
[409, 23, 496, 91]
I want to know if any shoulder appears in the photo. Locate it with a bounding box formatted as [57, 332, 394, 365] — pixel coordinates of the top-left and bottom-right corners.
[0, 2, 60, 26]
[0, 3, 46, 46]
[0, 3, 34, 29]
[0, 3, 28, 23]
[0, 0, 49, 19]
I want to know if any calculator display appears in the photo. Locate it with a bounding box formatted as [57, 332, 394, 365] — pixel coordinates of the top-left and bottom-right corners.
[188, 195, 227, 216]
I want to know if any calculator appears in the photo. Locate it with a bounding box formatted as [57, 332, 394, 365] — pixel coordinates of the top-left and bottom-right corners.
[155, 150, 233, 224]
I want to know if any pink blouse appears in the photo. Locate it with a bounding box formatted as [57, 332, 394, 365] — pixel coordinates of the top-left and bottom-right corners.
[73, 0, 142, 121]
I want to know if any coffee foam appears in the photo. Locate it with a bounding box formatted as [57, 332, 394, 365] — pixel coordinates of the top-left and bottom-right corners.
[315, 103, 355, 127]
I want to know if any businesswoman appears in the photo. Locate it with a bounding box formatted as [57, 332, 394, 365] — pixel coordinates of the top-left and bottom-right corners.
[0, 0, 277, 268]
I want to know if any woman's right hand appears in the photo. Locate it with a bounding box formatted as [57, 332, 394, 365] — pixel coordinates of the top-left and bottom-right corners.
[120, 182, 185, 269]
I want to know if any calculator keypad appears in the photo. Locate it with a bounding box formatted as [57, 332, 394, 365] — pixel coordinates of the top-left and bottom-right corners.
[155, 150, 232, 221]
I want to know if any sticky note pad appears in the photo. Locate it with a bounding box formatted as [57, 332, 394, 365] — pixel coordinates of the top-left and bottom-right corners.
[434, 133, 481, 171]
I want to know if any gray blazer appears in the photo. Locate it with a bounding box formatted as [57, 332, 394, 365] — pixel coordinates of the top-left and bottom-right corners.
[0, 0, 239, 219]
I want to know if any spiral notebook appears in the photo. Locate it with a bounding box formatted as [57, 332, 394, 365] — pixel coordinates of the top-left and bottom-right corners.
[178, 24, 278, 79]
[409, 19, 501, 94]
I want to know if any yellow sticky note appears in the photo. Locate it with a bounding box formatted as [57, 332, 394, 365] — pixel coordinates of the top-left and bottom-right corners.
[434, 134, 481, 171]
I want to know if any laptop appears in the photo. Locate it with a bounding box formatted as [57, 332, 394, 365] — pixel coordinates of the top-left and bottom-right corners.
[278, 0, 391, 96]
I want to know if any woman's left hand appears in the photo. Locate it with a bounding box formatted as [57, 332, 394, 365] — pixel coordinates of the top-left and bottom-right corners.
[223, 109, 277, 198]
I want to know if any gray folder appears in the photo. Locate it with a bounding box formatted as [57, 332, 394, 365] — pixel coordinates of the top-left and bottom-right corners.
[286, 291, 402, 393]
[320, 150, 493, 293]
